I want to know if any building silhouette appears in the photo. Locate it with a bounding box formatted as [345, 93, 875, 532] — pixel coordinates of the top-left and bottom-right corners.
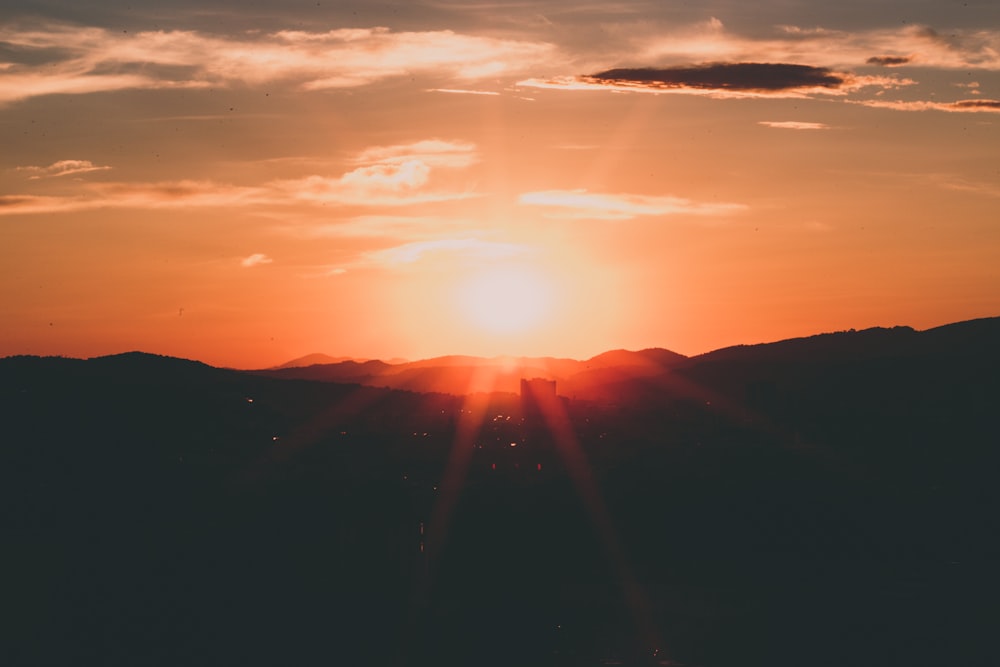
[520, 377, 556, 423]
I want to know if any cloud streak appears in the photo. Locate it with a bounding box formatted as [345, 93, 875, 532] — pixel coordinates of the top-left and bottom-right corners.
[241, 253, 273, 268]
[758, 121, 831, 130]
[352, 140, 478, 168]
[0, 141, 479, 215]
[519, 189, 746, 220]
[520, 65, 908, 98]
[320, 237, 534, 275]
[0, 23, 556, 104]
[851, 98, 1000, 113]
[16, 159, 112, 179]
[866, 55, 912, 67]
[589, 63, 845, 92]
[369, 238, 530, 265]
[635, 21, 1000, 71]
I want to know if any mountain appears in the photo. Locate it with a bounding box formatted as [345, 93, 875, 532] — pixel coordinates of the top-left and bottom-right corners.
[5, 316, 999, 667]
[254, 348, 688, 396]
[272, 353, 360, 369]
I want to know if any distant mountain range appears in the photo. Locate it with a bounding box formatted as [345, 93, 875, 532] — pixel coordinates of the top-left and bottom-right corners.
[256, 347, 688, 397]
[254, 316, 1000, 399]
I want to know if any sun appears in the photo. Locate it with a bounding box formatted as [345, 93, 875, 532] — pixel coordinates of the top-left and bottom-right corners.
[456, 265, 554, 335]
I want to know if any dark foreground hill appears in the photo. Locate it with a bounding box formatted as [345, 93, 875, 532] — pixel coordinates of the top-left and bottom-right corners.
[2, 318, 999, 667]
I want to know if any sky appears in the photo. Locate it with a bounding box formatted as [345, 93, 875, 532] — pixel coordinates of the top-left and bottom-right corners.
[2, 1, 998, 368]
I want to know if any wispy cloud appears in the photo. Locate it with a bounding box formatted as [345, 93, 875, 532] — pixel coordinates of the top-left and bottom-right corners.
[518, 189, 746, 220]
[851, 98, 1000, 113]
[272, 140, 479, 206]
[935, 176, 1000, 198]
[16, 159, 112, 179]
[352, 140, 478, 168]
[634, 21, 1000, 71]
[0, 22, 556, 104]
[758, 121, 831, 130]
[0, 140, 479, 216]
[241, 253, 273, 268]
[518, 20, 998, 100]
[369, 238, 531, 265]
[0, 181, 259, 215]
[321, 237, 534, 275]
[428, 88, 501, 96]
[295, 215, 469, 240]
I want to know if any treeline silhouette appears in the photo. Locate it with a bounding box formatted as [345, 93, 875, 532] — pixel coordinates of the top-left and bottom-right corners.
[3, 317, 999, 666]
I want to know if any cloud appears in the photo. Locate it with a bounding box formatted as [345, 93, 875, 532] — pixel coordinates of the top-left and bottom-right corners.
[319, 237, 533, 274]
[935, 176, 1000, 198]
[518, 189, 746, 220]
[428, 88, 501, 96]
[0, 140, 479, 215]
[0, 22, 556, 104]
[16, 159, 112, 179]
[589, 63, 844, 91]
[851, 98, 1000, 113]
[636, 22, 1000, 71]
[758, 121, 831, 130]
[369, 238, 531, 265]
[296, 215, 467, 239]
[352, 140, 478, 168]
[520, 64, 908, 98]
[0, 180, 262, 215]
[272, 161, 476, 208]
[866, 55, 912, 67]
[241, 253, 273, 267]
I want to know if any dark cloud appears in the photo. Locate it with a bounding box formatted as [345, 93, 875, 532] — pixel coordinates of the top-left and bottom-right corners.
[951, 99, 1000, 110]
[585, 63, 844, 92]
[866, 55, 911, 66]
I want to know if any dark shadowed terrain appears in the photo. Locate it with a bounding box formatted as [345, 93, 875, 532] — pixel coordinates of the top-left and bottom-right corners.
[3, 318, 999, 666]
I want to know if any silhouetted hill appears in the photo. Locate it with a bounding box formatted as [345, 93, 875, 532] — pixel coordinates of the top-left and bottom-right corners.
[584, 347, 687, 368]
[256, 348, 687, 396]
[4, 316, 999, 667]
[691, 316, 1000, 366]
[256, 358, 395, 383]
[273, 352, 358, 368]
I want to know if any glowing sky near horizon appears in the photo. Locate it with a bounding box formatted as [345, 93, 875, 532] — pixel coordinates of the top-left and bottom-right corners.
[1, 1, 998, 367]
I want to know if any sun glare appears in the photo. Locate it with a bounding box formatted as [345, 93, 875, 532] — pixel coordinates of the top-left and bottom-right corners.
[457, 265, 554, 335]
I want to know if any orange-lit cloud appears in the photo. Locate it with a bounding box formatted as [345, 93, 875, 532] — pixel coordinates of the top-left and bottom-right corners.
[635, 21, 1000, 71]
[429, 88, 501, 96]
[758, 121, 831, 130]
[0, 141, 479, 215]
[851, 98, 1000, 113]
[369, 238, 531, 265]
[318, 238, 534, 275]
[296, 215, 470, 240]
[515, 20, 997, 103]
[0, 22, 556, 104]
[241, 253, 274, 268]
[519, 189, 746, 220]
[352, 140, 478, 168]
[16, 159, 112, 179]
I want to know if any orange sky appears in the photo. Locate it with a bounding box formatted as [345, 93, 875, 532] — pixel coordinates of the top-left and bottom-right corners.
[2, 2, 999, 367]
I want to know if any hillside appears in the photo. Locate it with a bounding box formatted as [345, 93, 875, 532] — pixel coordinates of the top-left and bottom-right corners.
[3, 316, 999, 666]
